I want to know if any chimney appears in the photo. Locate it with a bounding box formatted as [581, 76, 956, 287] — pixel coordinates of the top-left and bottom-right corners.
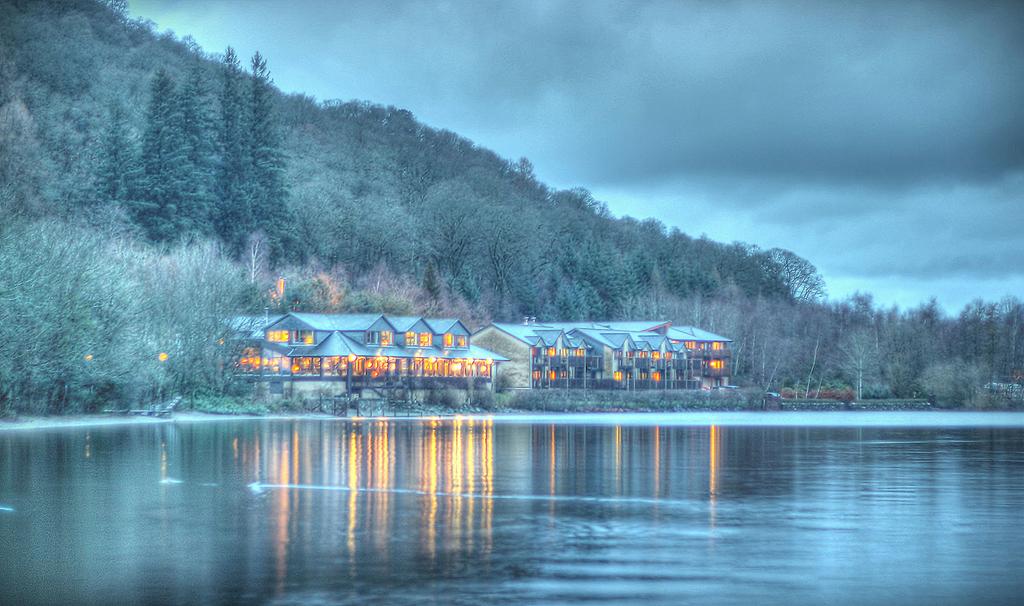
[523, 316, 530, 325]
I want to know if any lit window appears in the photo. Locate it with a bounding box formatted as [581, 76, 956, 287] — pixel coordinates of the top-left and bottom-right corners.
[547, 347, 556, 357]
[712, 341, 723, 350]
[419, 332, 432, 347]
[548, 370, 557, 381]
[444, 333, 454, 348]
[457, 335, 467, 348]
[380, 331, 393, 346]
[653, 371, 661, 382]
[405, 331, 416, 345]
[292, 330, 313, 344]
[652, 351, 661, 360]
[614, 371, 623, 381]
[267, 330, 288, 343]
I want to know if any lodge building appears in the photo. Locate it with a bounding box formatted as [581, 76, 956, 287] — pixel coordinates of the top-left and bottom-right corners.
[232, 312, 507, 398]
[472, 320, 732, 391]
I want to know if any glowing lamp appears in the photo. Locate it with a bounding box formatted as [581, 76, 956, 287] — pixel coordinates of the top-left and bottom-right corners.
[83, 354, 93, 362]
[158, 352, 169, 362]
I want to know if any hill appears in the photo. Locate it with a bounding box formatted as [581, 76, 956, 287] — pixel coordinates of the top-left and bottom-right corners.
[0, 0, 809, 323]
[1, 0, 1021, 414]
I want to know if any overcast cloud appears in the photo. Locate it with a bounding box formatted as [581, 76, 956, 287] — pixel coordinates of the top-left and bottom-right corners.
[130, 0, 1024, 311]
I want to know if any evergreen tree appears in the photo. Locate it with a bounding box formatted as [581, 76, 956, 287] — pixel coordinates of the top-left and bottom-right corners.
[247, 51, 292, 259]
[423, 261, 441, 302]
[214, 47, 252, 252]
[175, 63, 216, 233]
[93, 104, 137, 206]
[137, 69, 188, 241]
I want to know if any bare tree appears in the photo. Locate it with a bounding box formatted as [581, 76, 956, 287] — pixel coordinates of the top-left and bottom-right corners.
[767, 248, 826, 303]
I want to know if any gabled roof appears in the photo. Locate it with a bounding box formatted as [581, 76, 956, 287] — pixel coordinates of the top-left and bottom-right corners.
[387, 315, 424, 333]
[601, 332, 634, 349]
[423, 317, 464, 334]
[532, 329, 564, 347]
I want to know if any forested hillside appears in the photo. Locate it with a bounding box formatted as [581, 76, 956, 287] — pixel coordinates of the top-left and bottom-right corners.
[1, 0, 1021, 412]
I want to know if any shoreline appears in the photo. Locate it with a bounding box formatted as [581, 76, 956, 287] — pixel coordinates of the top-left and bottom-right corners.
[4, 408, 1024, 431]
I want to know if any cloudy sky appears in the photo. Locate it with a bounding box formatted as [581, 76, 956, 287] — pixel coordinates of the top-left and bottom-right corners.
[129, 0, 1023, 311]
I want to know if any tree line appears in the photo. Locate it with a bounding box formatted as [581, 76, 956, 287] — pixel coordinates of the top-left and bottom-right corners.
[0, 0, 1020, 413]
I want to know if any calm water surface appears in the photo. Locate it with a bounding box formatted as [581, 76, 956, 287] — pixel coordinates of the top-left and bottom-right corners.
[1, 413, 1023, 605]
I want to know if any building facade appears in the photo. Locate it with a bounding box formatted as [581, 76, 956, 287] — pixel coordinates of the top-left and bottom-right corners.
[232, 312, 506, 398]
[473, 320, 731, 390]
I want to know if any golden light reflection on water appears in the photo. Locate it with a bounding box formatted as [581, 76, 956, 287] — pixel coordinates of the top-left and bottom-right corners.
[653, 426, 661, 498]
[254, 418, 498, 568]
[709, 425, 721, 530]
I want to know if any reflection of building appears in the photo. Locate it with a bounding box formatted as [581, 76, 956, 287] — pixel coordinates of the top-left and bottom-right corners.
[231, 313, 507, 398]
[473, 320, 731, 390]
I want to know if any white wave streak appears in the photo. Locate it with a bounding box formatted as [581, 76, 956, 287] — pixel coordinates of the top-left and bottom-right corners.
[247, 482, 696, 508]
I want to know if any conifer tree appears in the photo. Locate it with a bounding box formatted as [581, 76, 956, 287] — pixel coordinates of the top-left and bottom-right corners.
[247, 51, 291, 259]
[138, 69, 188, 241]
[175, 64, 216, 233]
[214, 47, 251, 251]
[93, 104, 137, 206]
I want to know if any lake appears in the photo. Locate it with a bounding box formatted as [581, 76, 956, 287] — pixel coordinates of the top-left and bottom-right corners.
[1, 412, 1023, 605]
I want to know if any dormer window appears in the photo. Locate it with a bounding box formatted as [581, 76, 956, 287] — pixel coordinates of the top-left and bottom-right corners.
[419, 332, 432, 347]
[405, 331, 416, 346]
[380, 331, 393, 346]
[293, 330, 313, 345]
[457, 335, 467, 348]
[444, 333, 454, 348]
[267, 330, 288, 343]
[365, 331, 379, 345]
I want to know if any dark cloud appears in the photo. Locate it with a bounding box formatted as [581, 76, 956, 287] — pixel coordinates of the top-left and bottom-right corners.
[130, 0, 1024, 310]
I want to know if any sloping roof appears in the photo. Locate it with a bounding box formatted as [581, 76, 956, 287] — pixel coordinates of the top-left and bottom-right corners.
[667, 326, 733, 342]
[570, 328, 617, 348]
[228, 315, 283, 339]
[288, 312, 384, 331]
[601, 332, 633, 348]
[423, 317, 462, 334]
[532, 329, 564, 347]
[595, 321, 670, 332]
[387, 315, 424, 333]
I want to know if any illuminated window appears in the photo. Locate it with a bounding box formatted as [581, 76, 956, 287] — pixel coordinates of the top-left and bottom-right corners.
[685, 341, 696, 350]
[548, 370, 557, 381]
[267, 330, 288, 343]
[444, 333, 454, 347]
[547, 347, 556, 357]
[419, 332, 432, 347]
[710, 360, 724, 370]
[665, 352, 673, 360]
[292, 330, 313, 344]
[405, 331, 416, 345]
[614, 371, 623, 381]
[532, 370, 541, 380]
[712, 341, 723, 351]
[456, 335, 467, 348]
[577, 348, 586, 357]
[653, 371, 661, 382]
[652, 351, 661, 360]
[380, 331, 393, 346]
